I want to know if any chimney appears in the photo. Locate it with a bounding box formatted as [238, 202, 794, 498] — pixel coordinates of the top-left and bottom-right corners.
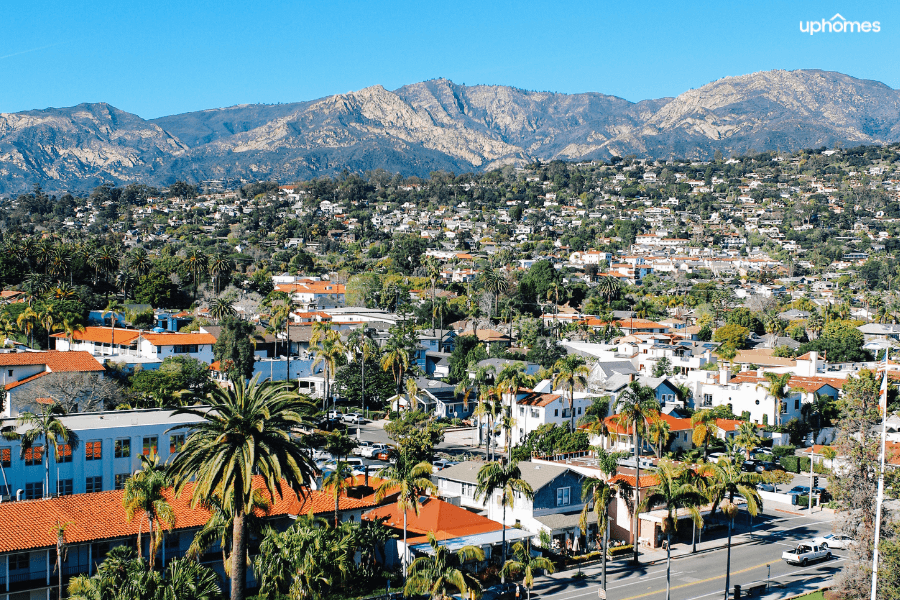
[629, 373, 635, 383]
[719, 364, 730, 385]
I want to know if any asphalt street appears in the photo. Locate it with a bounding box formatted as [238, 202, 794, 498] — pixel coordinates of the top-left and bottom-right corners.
[531, 511, 840, 600]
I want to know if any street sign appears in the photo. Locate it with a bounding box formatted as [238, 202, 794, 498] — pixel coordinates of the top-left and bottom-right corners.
[598, 589, 607, 600]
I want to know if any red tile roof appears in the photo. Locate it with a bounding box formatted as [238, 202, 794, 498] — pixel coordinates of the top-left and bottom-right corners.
[518, 393, 561, 407]
[728, 373, 845, 392]
[5, 370, 52, 390]
[141, 333, 217, 346]
[51, 327, 140, 345]
[610, 473, 659, 488]
[364, 497, 502, 542]
[599, 412, 692, 435]
[0, 477, 380, 554]
[0, 351, 105, 377]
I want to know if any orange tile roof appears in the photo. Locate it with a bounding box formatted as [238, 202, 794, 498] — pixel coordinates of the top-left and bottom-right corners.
[0, 477, 379, 554]
[610, 473, 659, 488]
[140, 333, 217, 346]
[51, 327, 141, 345]
[518, 393, 561, 407]
[363, 497, 502, 541]
[275, 282, 346, 295]
[600, 412, 692, 435]
[5, 371, 51, 390]
[728, 373, 845, 392]
[0, 351, 104, 374]
[715, 419, 756, 432]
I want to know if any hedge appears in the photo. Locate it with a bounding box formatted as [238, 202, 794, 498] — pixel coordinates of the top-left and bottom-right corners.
[781, 456, 800, 472]
[608, 545, 634, 558]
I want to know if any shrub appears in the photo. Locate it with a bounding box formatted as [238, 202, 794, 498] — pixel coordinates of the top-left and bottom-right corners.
[780, 456, 800, 472]
[608, 544, 634, 558]
[772, 444, 796, 458]
[798, 456, 811, 472]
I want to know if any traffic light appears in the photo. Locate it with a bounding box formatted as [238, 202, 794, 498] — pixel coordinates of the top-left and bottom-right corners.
[813, 476, 819, 488]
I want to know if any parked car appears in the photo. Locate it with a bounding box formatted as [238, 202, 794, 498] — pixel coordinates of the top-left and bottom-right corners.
[482, 583, 520, 600]
[375, 447, 397, 463]
[789, 485, 810, 496]
[758, 483, 776, 492]
[814, 534, 854, 549]
[782, 542, 831, 566]
[755, 461, 784, 473]
[326, 410, 342, 420]
[342, 412, 364, 424]
[311, 449, 332, 461]
[322, 457, 366, 471]
[353, 441, 373, 456]
[432, 459, 458, 472]
[741, 460, 758, 472]
[362, 443, 389, 458]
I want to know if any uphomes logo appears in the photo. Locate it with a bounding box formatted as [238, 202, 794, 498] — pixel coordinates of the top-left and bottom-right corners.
[800, 13, 880, 35]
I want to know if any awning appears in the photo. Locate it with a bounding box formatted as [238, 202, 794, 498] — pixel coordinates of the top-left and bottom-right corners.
[409, 528, 534, 554]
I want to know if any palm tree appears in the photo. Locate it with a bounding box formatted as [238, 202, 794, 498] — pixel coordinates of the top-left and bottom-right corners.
[381, 342, 410, 399]
[123, 453, 176, 570]
[501, 541, 555, 600]
[757, 372, 793, 427]
[553, 355, 590, 431]
[323, 461, 355, 528]
[433, 298, 449, 340]
[580, 476, 614, 590]
[183, 249, 208, 302]
[424, 256, 442, 330]
[405, 377, 420, 412]
[168, 375, 318, 600]
[374, 460, 437, 578]
[38, 304, 60, 349]
[690, 409, 719, 461]
[313, 335, 345, 412]
[649, 414, 671, 459]
[1, 401, 78, 497]
[597, 275, 622, 304]
[406, 532, 485, 600]
[103, 299, 125, 355]
[495, 363, 536, 459]
[640, 460, 707, 600]
[346, 326, 377, 416]
[733, 421, 762, 460]
[456, 364, 495, 447]
[209, 252, 234, 295]
[16, 306, 39, 348]
[128, 247, 153, 280]
[475, 459, 534, 582]
[187, 489, 270, 578]
[209, 298, 236, 322]
[613, 381, 661, 565]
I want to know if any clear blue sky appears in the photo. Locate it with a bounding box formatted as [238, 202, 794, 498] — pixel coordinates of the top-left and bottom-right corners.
[2, 0, 898, 119]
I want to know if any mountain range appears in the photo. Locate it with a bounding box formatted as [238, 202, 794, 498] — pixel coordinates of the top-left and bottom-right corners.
[2, 69, 900, 195]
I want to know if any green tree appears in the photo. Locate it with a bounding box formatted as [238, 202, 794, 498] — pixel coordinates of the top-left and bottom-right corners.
[580, 475, 615, 590]
[323, 461, 355, 527]
[553, 355, 590, 431]
[312, 332, 346, 412]
[756, 372, 793, 428]
[168, 375, 318, 600]
[712, 323, 749, 350]
[613, 381, 661, 565]
[475, 459, 535, 582]
[123, 453, 175, 570]
[690, 409, 719, 461]
[213, 317, 257, 380]
[798, 319, 869, 363]
[406, 532, 485, 600]
[496, 363, 536, 458]
[1, 401, 78, 497]
[374, 460, 437, 577]
[501, 541, 555, 600]
[733, 421, 762, 460]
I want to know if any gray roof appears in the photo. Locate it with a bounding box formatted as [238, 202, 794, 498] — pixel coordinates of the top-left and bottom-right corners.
[534, 512, 584, 530]
[593, 360, 638, 376]
[437, 460, 577, 491]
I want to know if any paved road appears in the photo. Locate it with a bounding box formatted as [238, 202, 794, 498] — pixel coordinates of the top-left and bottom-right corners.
[531, 511, 840, 600]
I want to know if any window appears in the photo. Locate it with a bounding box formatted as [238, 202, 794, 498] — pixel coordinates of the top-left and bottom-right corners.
[173, 344, 198, 354]
[461, 482, 476, 497]
[58, 479, 73, 496]
[703, 394, 713, 407]
[530, 409, 539, 418]
[795, 399, 800, 410]
[86, 476, 103, 493]
[7, 369, 13, 377]
[519, 407, 524, 416]
[556, 486, 571, 507]
[114, 438, 131, 458]
[25, 481, 43, 499]
[170, 434, 185, 454]
[85, 441, 102, 460]
[755, 399, 760, 405]
[577, 407, 582, 415]
[142, 436, 158, 456]
[56, 444, 73, 463]
[9, 553, 29, 571]
[165, 532, 180, 549]
[780, 403, 787, 414]
[24, 446, 43, 466]
[115, 473, 129, 490]
[554, 409, 558, 417]
[0, 447, 10, 468]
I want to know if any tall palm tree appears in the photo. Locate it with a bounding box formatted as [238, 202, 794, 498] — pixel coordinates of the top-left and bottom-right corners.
[405, 377, 420, 413]
[613, 381, 661, 565]
[640, 460, 707, 600]
[597, 275, 622, 304]
[313, 335, 345, 412]
[733, 421, 762, 460]
[1, 401, 79, 497]
[103, 299, 125, 356]
[187, 489, 271, 578]
[479, 265, 508, 319]
[346, 326, 377, 416]
[501, 541, 555, 600]
[455, 364, 495, 448]
[698, 456, 762, 522]
[59, 318, 85, 349]
[168, 375, 318, 600]
[128, 247, 153, 280]
[580, 476, 614, 591]
[552, 355, 590, 431]
[16, 306, 39, 348]
[424, 256, 442, 330]
[757, 372, 793, 427]
[209, 298, 236, 322]
[374, 460, 437, 578]
[649, 414, 671, 459]
[209, 252, 235, 295]
[381, 342, 410, 399]
[323, 461, 355, 528]
[123, 453, 175, 570]
[475, 459, 534, 582]
[495, 363, 536, 459]
[406, 532, 485, 600]
[38, 304, 60, 349]
[690, 409, 719, 461]
[183, 249, 208, 302]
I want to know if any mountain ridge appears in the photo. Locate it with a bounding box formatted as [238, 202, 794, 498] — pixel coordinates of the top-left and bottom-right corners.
[2, 68, 899, 194]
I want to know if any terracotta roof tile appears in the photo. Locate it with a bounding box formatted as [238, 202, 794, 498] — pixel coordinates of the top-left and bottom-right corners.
[363, 497, 501, 539]
[51, 327, 140, 345]
[140, 333, 217, 346]
[5, 370, 52, 390]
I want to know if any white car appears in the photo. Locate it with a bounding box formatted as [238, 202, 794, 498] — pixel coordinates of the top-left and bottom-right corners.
[432, 459, 457, 472]
[343, 413, 364, 424]
[782, 542, 831, 566]
[353, 441, 373, 456]
[363, 443, 389, 458]
[814, 534, 853, 549]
